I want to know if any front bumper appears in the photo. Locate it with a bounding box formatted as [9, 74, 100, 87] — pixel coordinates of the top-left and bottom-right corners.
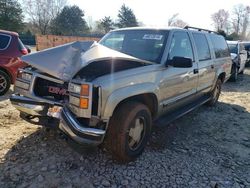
[59, 107, 106, 146]
[10, 94, 106, 146]
[10, 94, 49, 116]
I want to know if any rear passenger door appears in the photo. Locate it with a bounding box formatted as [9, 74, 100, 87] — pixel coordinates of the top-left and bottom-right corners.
[192, 33, 215, 92]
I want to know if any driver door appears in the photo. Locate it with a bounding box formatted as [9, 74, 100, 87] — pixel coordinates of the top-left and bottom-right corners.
[159, 31, 199, 114]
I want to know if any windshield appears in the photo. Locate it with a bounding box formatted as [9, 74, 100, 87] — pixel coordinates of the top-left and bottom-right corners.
[228, 44, 238, 54]
[99, 30, 168, 63]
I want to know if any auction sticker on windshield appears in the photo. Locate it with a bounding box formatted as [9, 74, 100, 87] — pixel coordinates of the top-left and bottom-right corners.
[143, 34, 163, 40]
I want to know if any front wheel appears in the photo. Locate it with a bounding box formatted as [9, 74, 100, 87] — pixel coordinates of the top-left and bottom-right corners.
[0, 70, 11, 96]
[105, 102, 152, 162]
[206, 79, 222, 106]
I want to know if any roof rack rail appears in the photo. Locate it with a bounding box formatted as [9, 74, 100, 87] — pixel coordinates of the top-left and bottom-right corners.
[184, 26, 218, 34]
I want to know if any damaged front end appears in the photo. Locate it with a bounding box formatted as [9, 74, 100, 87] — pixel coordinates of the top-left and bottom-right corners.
[10, 40, 151, 145]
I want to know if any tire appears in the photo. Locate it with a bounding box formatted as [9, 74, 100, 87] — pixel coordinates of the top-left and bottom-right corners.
[229, 65, 238, 82]
[206, 79, 222, 106]
[105, 102, 152, 162]
[0, 70, 11, 96]
[238, 69, 244, 74]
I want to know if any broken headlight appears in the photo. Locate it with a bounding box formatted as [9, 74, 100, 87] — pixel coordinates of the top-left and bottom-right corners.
[17, 70, 32, 81]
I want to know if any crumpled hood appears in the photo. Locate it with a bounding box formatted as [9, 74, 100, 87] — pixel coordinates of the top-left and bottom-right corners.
[21, 41, 150, 81]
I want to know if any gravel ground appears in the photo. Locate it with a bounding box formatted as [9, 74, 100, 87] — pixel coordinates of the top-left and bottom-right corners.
[0, 68, 250, 188]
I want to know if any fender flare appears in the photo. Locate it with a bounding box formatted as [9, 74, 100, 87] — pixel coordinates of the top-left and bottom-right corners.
[102, 83, 158, 119]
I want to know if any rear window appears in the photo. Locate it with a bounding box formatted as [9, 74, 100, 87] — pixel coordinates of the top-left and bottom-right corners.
[243, 43, 250, 51]
[0, 34, 11, 50]
[210, 34, 230, 58]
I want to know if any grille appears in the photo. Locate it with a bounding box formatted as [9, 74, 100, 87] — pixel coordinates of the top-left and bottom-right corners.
[34, 77, 68, 102]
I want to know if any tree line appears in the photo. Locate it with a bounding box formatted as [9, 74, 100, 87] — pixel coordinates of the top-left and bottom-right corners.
[211, 4, 250, 40]
[0, 0, 249, 40]
[0, 0, 138, 36]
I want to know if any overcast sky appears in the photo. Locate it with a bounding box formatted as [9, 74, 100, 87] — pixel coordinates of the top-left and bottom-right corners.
[68, 0, 250, 30]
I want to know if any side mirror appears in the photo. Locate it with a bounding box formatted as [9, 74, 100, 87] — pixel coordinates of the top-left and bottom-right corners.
[167, 56, 193, 68]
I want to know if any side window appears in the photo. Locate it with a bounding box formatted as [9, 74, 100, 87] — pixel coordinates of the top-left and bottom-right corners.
[239, 44, 245, 52]
[192, 33, 211, 61]
[210, 34, 230, 58]
[0, 34, 11, 50]
[168, 31, 194, 61]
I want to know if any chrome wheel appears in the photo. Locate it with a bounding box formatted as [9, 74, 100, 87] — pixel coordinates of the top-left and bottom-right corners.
[128, 116, 145, 150]
[0, 74, 7, 93]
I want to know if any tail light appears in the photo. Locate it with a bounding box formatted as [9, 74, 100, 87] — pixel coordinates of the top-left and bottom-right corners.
[20, 48, 28, 55]
[18, 38, 28, 55]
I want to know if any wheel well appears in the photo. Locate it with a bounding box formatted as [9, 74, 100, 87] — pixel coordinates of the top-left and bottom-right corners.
[218, 72, 226, 83]
[113, 93, 158, 119]
[0, 67, 12, 82]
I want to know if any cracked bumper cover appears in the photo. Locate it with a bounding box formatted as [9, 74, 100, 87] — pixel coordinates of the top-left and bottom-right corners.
[59, 107, 106, 146]
[10, 94, 49, 116]
[10, 94, 105, 146]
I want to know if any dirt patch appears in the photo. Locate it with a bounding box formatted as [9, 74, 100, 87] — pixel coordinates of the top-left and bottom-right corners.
[0, 69, 250, 188]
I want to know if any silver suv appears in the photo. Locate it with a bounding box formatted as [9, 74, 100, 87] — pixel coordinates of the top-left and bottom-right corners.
[11, 26, 232, 162]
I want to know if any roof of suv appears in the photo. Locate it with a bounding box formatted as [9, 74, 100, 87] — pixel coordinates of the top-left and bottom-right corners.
[111, 26, 180, 32]
[0, 30, 19, 36]
[111, 26, 219, 35]
[227, 40, 239, 44]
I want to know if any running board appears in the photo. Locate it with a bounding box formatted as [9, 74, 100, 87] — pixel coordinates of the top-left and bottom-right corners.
[154, 95, 211, 127]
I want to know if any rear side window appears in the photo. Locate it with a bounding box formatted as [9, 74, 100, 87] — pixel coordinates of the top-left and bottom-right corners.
[210, 34, 230, 58]
[228, 44, 238, 54]
[244, 44, 250, 51]
[192, 33, 211, 61]
[0, 34, 11, 50]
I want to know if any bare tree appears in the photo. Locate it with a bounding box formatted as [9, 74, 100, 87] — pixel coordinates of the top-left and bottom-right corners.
[241, 6, 250, 39]
[211, 9, 229, 31]
[231, 4, 246, 35]
[22, 0, 67, 34]
[168, 13, 179, 26]
[168, 13, 187, 28]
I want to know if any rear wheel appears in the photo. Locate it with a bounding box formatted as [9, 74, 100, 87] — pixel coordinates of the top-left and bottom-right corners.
[207, 79, 222, 106]
[105, 102, 152, 162]
[229, 65, 238, 82]
[0, 70, 11, 96]
[238, 68, 244, 74]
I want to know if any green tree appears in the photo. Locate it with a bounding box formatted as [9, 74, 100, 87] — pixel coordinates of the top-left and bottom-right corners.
[99, 16, 114, 33]
[117, 4, 138, 28]
[0, 0, 23, 32]
[51, 5, 89, 35]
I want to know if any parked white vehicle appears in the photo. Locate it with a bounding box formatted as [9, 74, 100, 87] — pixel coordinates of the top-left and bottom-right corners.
[227, 41, 248, 81]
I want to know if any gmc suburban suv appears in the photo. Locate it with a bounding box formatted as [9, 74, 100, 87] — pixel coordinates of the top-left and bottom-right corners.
[10, 26, 232, 162]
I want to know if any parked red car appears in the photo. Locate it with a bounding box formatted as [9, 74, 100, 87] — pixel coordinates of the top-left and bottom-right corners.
[0, 30, 30, 95]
